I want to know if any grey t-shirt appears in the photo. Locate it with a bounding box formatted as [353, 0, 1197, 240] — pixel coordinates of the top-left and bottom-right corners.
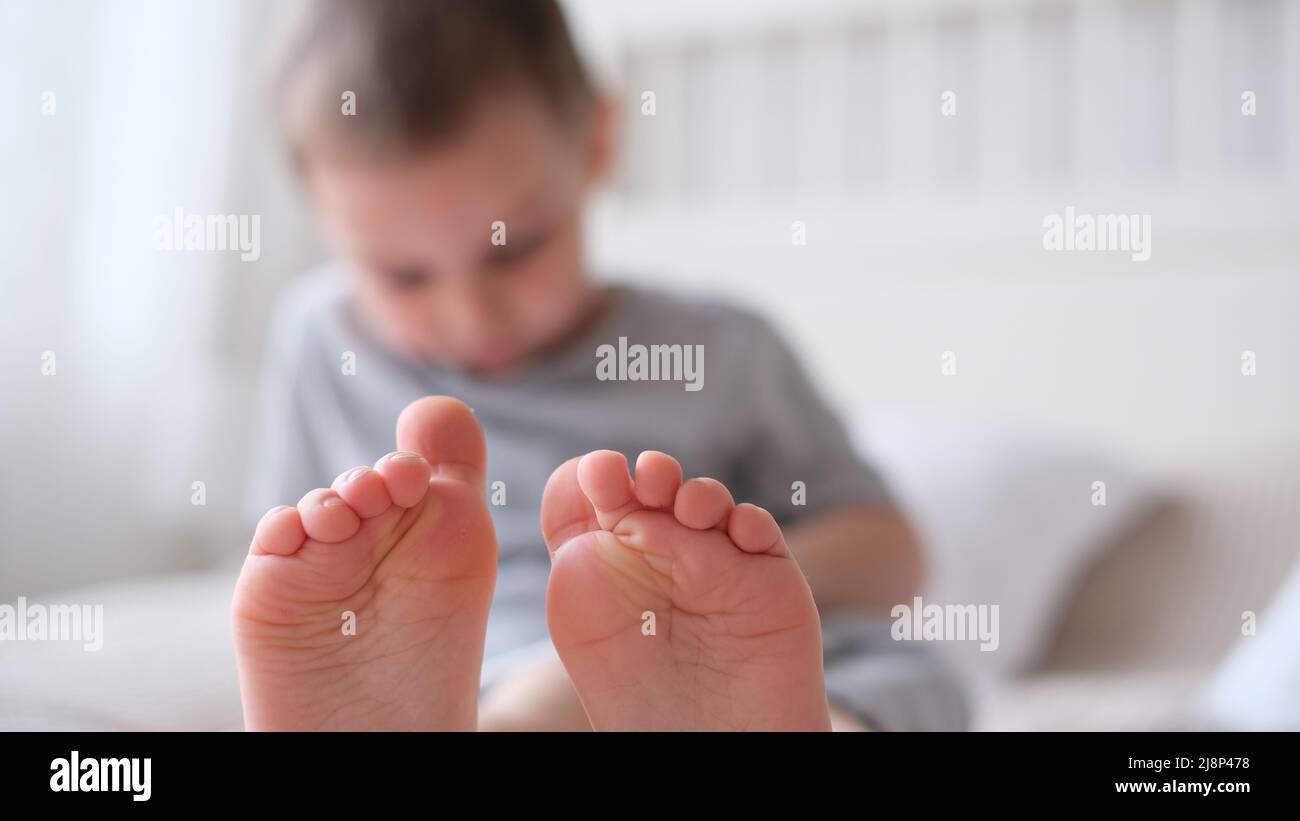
[246, 266, 891, 658]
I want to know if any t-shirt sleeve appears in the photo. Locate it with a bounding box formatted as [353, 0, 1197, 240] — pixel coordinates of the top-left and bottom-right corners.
[242, 296, 329, 532]
[730, 313, 893, 526]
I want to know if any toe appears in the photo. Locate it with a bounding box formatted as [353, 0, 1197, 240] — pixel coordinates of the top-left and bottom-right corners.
[251, 505, 306, 555]
[633, 451, 683, 509]
[376, 451, 432, 508]
[395, 396, 487, 485]
[727, 503, 789, 556]
[540, 456, 601, 553]
[331, 466, 391, 518]
[673, 477, 735, 530]
[576, 450, 641, 530]
[297, 488, 362, 543]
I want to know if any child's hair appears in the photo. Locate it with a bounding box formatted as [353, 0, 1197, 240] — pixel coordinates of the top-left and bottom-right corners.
[270, 0, 595, 158]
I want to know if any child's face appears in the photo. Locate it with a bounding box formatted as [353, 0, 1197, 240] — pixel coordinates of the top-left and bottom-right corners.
[306, 93, 612, 374]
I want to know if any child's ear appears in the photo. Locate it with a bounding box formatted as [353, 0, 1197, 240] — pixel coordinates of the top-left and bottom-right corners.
[582, 94, 620, 188]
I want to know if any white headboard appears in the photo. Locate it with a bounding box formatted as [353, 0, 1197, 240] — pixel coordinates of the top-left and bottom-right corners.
[565, 0, 1300, 472]
[573, 0, 1296, 201]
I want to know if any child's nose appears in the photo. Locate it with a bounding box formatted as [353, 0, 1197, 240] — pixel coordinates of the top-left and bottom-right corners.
[444, 282, 505, 338]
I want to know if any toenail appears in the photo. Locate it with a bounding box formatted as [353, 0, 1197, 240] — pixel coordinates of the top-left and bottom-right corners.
[322, 496, 345, 508]
[343, 467, 368, 483]
[390, 451, 424, 461]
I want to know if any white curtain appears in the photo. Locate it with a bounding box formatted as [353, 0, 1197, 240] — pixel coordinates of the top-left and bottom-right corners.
[0, 0, 320, 598]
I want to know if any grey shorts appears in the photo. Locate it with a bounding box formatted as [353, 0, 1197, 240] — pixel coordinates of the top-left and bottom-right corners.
[820, 612, 970, 731]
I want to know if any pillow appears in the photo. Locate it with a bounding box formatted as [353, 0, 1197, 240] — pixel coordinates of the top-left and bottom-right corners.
[1200, 557, 1300, 730]
[851, 408, 1152, 678]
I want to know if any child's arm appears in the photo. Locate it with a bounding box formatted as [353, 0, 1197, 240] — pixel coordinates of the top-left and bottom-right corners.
[784, 503, 923, 615]
[730, 312, 921, 615]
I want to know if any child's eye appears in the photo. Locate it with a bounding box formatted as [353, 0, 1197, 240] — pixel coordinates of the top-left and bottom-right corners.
[488, 232, 548, 268]
[380, 266, 431, 291]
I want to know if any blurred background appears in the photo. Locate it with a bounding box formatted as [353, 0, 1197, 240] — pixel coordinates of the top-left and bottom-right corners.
[0, 0, 1296, 730]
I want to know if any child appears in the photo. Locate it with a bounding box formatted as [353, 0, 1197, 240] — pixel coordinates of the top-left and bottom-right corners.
[234, 0, 967, 731]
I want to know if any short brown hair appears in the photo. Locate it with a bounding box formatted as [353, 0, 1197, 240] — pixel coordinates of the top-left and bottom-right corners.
[270, 0, 595, 156]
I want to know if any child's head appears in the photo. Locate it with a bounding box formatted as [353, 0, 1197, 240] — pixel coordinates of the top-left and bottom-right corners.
[272, 0, 614, 373]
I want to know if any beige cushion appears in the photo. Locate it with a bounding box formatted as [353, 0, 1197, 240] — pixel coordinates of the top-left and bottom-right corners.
[980, 446, 1300, 730]
[1042, 446, 1300, 676]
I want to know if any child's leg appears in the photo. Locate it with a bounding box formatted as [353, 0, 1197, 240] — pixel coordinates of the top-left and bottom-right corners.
[231, 397, 497, 731]
[479, 653, 591, 732]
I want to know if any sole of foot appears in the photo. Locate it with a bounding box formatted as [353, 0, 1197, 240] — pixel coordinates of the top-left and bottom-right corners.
[231, 396, 497, 731]
[540, 449, 831, 731]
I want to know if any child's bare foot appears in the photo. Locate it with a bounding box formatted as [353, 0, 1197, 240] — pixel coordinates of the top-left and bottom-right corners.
[232, 397, 496, 731]
[540, 450, 832, 731]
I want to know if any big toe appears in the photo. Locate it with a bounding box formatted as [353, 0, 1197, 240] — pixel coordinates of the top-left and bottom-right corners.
[540, 456, 600, 553]
[395, 396, 487, 485]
